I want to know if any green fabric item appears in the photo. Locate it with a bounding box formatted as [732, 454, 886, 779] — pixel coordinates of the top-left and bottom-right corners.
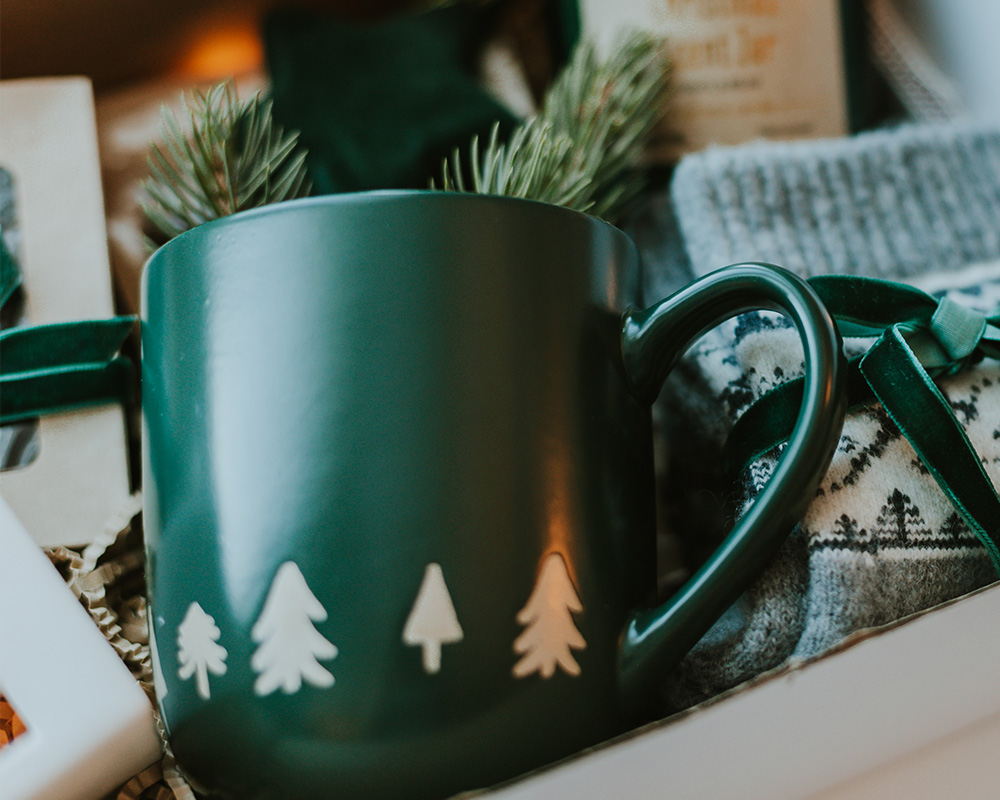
[1, 250, 136, 423]
[265, 6, 519, 194]
[0, 317, 137, 424]
[930, 297, 988, 363]
[1, 317, 136, 374]
[724, 275, 1000, 574]
[861, 327, 1000, 569]
[1, 357, 134, 425]
[1, 165, 139, 422]
[0, 236, 21, 309]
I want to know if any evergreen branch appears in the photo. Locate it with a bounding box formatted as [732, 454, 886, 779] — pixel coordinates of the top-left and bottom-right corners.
[141, 81, 313, 244]
[435, 32, 670, 222]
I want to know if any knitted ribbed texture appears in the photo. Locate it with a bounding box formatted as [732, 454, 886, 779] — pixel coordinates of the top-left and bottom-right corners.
[671, 124, 1000, 279]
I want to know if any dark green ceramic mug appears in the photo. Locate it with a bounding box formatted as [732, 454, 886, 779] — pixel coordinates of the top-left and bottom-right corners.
[142, 191, 845, 799]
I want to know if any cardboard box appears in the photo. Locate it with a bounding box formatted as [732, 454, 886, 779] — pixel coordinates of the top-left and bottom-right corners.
[0, 77, 133, 548]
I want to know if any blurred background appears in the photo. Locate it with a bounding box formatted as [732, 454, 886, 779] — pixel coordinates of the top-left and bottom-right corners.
[1, 1, 420, 90]
[3, 0, 997, 121]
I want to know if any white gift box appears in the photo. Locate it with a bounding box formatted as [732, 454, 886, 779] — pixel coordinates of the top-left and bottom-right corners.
[0, 498, 161, 800]
[0, 76, 133, 549]
[467, 580, 1000, 799]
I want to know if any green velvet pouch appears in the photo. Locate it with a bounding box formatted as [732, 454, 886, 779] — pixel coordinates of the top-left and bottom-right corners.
[264, 5, 519, 194]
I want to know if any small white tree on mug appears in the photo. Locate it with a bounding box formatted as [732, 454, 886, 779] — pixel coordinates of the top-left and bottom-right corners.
[251, 561, 338, 696]
[512, 553, 586, 679]
[177, 601, 228, 699]
[403, 562, 464, 674]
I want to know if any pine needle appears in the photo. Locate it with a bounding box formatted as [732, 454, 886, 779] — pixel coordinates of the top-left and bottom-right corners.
[434, 32, 670, 223]
[141, 81, 313, 243]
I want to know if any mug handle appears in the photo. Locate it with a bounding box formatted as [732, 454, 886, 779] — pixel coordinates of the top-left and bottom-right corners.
[616, 262, 846, 710]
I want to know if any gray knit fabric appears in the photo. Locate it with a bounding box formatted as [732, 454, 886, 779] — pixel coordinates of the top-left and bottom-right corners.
[640, 123, 1000, 712]
[670, 124, 1000, 279]
[660, 265, 1000, 709]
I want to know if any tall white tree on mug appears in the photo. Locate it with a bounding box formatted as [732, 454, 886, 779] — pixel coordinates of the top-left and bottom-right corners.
[251, 561, 338, 696]
[512, 553, 586, 678]
[177, 601, 228, 699]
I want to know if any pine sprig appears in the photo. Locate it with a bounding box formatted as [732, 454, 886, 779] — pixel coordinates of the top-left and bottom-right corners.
[141, 82, 312, 243]
[434, 33, 670, 222]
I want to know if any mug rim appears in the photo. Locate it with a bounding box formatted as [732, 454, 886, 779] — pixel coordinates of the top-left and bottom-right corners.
[142, 189, 628, 284]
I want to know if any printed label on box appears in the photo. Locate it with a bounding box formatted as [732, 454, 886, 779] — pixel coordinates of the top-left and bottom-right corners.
[579, 0, 849, 160]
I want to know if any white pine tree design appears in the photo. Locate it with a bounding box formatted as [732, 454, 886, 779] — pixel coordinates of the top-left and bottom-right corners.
[177, 601, 228, 700]
[251, 561, 338, 696]
[512, 552, 586, 679]
[402, 562, 464, 674]
[149, 620, 169, 701]
[149, 621, 172, 736]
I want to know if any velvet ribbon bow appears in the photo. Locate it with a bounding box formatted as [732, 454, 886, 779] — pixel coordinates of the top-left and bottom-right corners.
[725, 275, 1000, 575]
[0, 238, 136, 425]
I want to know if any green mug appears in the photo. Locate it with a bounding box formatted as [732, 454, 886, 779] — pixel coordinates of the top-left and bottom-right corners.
[142, 191, 845, 799]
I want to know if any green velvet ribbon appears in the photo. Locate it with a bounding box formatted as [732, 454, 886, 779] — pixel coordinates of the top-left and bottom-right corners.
[724, 275, 1000, 574]
[0, 236, 21, 309]
[0, 244, 136, 424]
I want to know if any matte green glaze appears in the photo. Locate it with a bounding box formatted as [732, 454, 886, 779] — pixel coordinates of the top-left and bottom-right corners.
[142, 191, 844, 800]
